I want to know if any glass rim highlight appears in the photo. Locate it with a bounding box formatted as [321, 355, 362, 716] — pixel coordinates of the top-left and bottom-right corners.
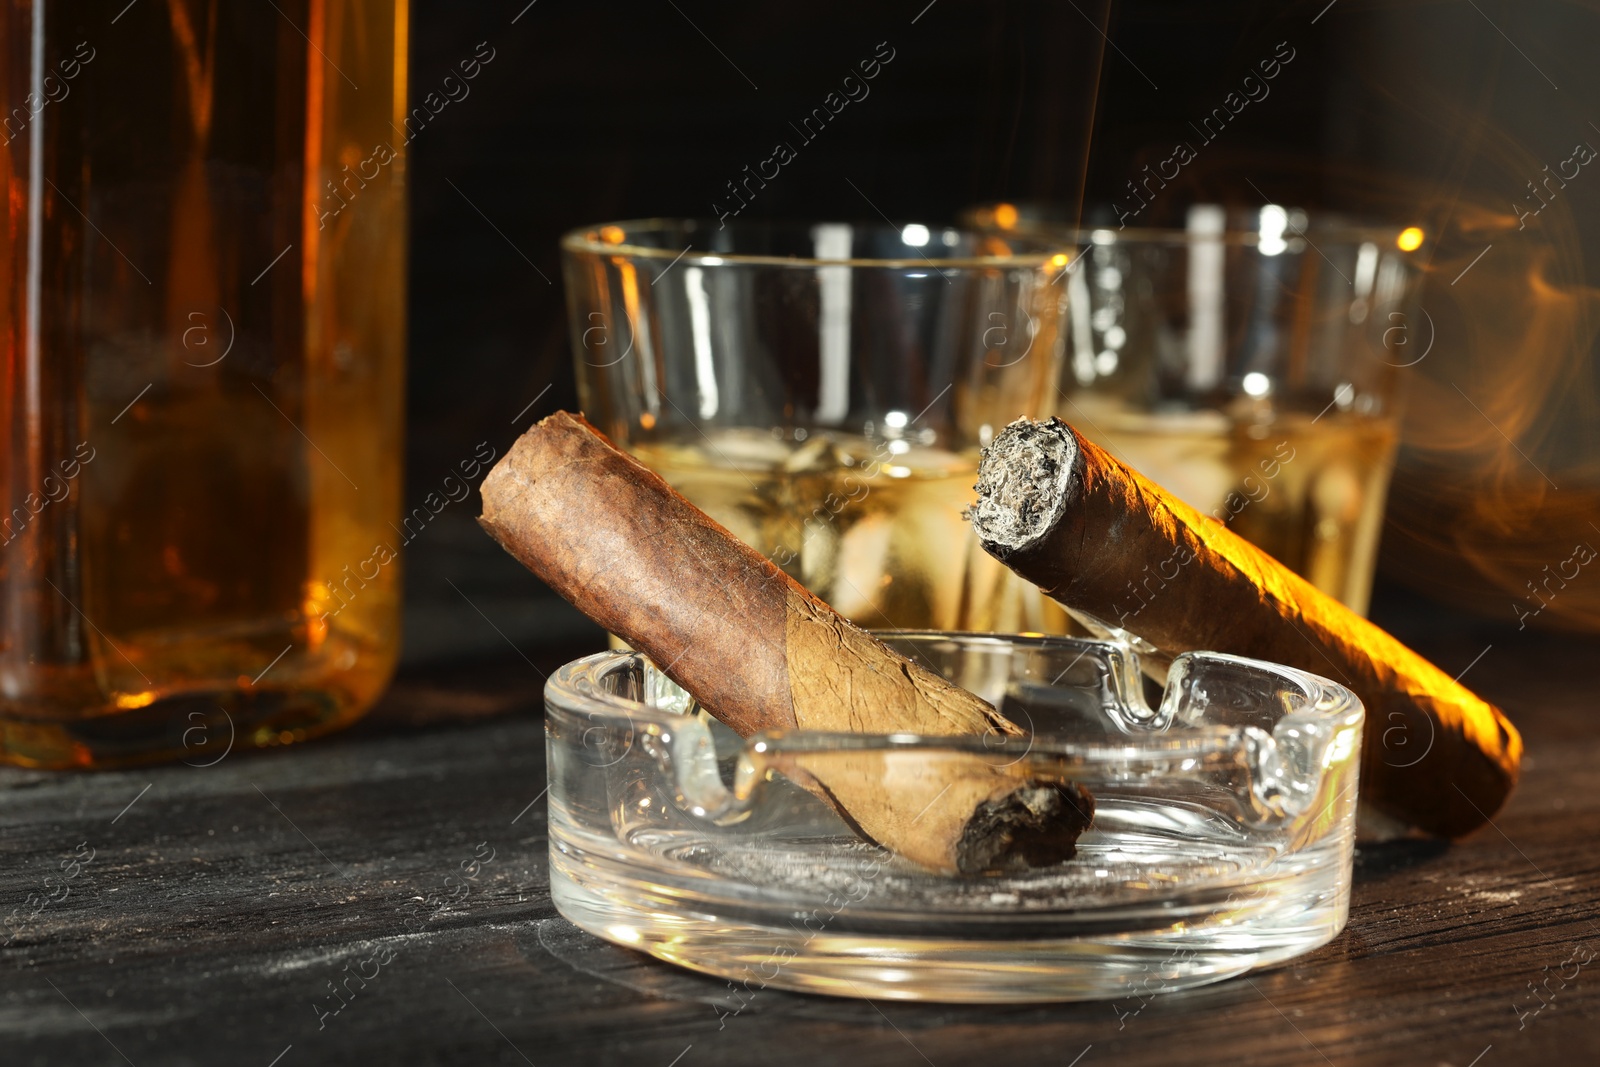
[561, 217, 1078, 270]
[964, 201, 1423, 250]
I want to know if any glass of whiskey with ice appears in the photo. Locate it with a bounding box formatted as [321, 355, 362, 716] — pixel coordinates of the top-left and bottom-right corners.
[562, 220, 1076, 632]
[968, 202, 1424, 616]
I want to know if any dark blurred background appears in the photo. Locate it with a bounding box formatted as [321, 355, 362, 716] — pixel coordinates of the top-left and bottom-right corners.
[403, 0, 1600, 667]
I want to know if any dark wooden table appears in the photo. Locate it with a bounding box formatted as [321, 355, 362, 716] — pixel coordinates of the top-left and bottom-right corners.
[4, 603, 1598, 1067]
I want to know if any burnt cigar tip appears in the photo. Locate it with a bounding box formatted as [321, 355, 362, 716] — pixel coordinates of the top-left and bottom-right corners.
[968, 417, 1079, 556]
[955, 781, 1096, 874]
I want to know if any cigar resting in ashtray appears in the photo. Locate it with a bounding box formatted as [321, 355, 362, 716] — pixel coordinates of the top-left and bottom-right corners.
[968, 416, 1522, 838]
[479, 412, 1093, 874]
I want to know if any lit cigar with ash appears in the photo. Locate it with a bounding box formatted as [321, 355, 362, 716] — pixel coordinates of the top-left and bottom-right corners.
[969, 416, 1522, 837]
[479, 412, 1093, 874]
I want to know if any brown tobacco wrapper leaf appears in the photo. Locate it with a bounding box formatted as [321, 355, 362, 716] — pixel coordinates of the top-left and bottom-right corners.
[478, 412, 1093, 874]
[968, 416, 1522, 838]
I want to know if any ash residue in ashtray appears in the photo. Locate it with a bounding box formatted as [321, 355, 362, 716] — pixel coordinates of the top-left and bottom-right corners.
[660, 834, 1244, 914]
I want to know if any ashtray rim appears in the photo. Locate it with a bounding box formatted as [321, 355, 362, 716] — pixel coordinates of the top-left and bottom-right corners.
[545, 629, 1365, 748]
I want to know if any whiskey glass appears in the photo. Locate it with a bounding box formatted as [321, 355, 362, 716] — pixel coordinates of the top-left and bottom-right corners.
[564, 219, 1073, 633]
[967, 203, 1423, 615]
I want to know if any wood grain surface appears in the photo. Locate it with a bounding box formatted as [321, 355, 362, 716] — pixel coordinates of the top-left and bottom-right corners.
[3, 613, 1597, 1067]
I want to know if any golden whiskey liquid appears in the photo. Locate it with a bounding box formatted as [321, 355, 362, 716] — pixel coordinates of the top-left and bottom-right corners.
[634, 407, 1396, 643]
[1079, 410, 1399, 614]
[632, 431, 1029, 632]
[0, 1, 407, 767]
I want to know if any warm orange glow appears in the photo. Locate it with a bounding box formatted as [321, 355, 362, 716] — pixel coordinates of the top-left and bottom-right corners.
[301, 0, 326, 305]
[1050, 253, 1070, 268]
[303, 584, 330, 651]
[392, 0, 409, 138]
[599, 225, 625, 244]
[639, 412, 656, 430]
[1396, 226, 1424, 252]
[993, 203, 1019, 229]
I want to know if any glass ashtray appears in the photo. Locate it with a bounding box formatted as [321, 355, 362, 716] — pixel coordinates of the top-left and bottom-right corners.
[545, 632, 1363, 1003]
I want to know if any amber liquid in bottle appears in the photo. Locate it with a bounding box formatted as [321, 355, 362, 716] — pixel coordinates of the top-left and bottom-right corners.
[0, 1, 407, 766]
